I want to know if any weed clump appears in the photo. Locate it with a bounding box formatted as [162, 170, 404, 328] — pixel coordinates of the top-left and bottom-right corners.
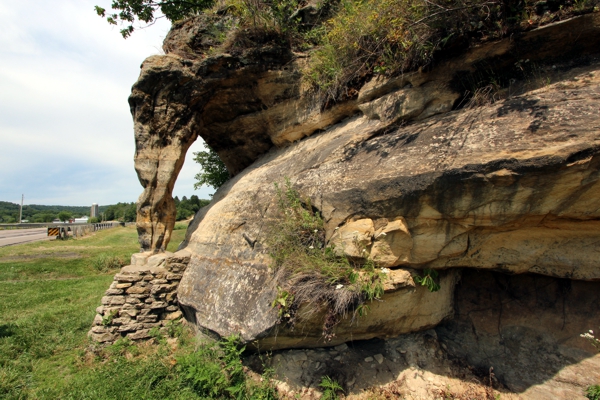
[91, 253, 125, 272]
[267, 179, 385, 339]
[304, 0, 600, 103]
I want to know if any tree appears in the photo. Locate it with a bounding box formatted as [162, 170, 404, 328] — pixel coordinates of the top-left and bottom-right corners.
[95, 0, 215, 38]
[57, 211, 72, 222]
[193, 146, 230, 191]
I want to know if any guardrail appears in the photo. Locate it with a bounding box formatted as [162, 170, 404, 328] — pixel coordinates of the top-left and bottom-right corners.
[0, 222, 124, 239]
[0, 222, 124, 230]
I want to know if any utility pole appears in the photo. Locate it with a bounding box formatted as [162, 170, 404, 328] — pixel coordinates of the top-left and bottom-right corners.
[18, 194, 23, 224]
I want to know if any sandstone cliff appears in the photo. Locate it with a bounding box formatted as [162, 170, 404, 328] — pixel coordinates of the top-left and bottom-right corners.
[124, 10, 600, 399]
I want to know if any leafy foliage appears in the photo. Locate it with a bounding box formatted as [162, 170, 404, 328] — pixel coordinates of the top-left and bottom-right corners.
[193, 146, 230, 191]
[302, 0, 600, 102]
[0, 201, 90, 223]
[268, 179, 385, 338]
[0, 226, 275, 398]
[174, 195, 210, 220]
[92, 253, 126, 272]
[57, 211, 73, 222]
[587, 385, 600, 400]
[95, 0, 216, 38]
[319, 375, 344, 400]
[103, 202, 137, 222]
[414, 268, 441, 292]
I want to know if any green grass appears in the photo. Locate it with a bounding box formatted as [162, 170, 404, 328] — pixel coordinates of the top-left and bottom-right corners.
[0, 225, 187, 281]
[0, 224, 283, 399]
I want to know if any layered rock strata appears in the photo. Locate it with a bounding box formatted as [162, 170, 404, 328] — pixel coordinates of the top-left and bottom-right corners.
[131, 13, 600, 252]
[175, 62, 600, 350]
[88, 250, 190, 343]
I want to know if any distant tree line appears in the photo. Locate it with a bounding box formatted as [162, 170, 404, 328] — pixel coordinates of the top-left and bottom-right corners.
[0, 196, 210, 224]
[175, 195, 210, 221]
[0, 202, 91, 223]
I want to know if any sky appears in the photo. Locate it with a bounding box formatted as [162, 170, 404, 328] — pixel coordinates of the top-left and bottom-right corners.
[0, 0, 213, 207]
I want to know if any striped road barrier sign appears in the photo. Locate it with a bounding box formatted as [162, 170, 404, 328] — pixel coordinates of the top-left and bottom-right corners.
[48, 227, 60, 236]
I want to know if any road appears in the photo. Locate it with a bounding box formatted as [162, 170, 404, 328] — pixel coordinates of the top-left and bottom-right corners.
[0, 228, 54, 247]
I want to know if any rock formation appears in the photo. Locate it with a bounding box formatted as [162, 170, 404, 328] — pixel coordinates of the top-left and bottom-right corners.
[131, 12, 600, 253]
[121, 9, 600, 398]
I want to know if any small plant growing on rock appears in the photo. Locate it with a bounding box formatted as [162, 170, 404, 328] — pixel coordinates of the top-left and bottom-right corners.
[587, 385, 600, 400]
[581, 329, 600, 351]
[414, 268, 441, 292]
[319, 375, 344, 400]
[267, 178, 385, 339]
[101, 309, 118, 326]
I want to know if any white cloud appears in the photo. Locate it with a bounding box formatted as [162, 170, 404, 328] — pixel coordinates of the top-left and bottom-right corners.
[0, 0, 212, 206]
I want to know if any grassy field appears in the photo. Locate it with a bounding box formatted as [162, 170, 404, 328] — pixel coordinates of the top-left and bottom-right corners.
[0, 224, 278, 399]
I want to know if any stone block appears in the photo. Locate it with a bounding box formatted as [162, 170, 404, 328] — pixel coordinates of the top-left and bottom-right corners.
[143, 322, 162, 329]
[166, 273, 183, 281]
[128, 329, 151, 340]
[165, 305, 178, 312]
[96, 306, 104, 314]
[115, 274, 142, 283]
[118, 323, 142, 332]
[110, 296, 126, 306]
[147, 252, 173, 268]
[150, 279, 168, 285]
[127, 286, 150, 294]
[120, 309, 139, 317]
[116, 283, 133, 289]
[112, 317, 132, 325]
[165, 311, 183, 320]
[334, 343, 349, 352]
[165, 293, 176, 303]
[93, 314, 103, 325]
[125, 297, 142, 304]
[92, 325, 109, 334]
[150, 284, 173, 295]
[137, 314, 158, 323]
[143, 275, 154, 281]
[128, 293, 149, 299]
[150, 301, 168, 309]
[90, 331, 117, 343]
[105, 289, 124, 296]
[131, 251, 153, 266]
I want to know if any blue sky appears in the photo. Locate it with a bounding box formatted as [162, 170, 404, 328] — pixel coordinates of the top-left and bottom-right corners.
[0, 0, 212, 207]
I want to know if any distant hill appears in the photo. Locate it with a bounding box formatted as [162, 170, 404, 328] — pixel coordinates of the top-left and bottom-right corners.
[0, 196, 210, 223]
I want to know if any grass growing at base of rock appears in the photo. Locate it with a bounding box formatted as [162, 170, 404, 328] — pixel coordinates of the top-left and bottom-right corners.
[268, 179, 385, 338]
[587, 385, 600, 400]
[0, 224, 227, 399]
[319, 375, 344, 400]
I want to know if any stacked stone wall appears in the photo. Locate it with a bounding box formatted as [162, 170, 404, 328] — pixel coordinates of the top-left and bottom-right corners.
[88, 250, 191, 343]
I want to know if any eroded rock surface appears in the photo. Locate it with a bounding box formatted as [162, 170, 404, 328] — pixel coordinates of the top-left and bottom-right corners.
[122, 10, 600, 398]
[131, 12, 600, 252]
[177, 62, 600, 353]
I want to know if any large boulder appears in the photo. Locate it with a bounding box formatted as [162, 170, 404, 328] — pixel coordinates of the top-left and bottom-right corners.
[126, 11, 600, 351]
[177, 62, 600, 349]
[130, 12, 600, 253]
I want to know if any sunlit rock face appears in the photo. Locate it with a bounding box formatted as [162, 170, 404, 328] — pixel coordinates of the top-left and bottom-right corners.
[129, 9, 600, 358]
